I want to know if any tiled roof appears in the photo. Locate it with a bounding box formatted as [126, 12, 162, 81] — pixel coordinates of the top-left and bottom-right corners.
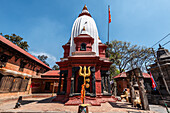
[114, 72, 150, 79]
[41, 70, 60, 76]
[0, 35, 51, 69]
[142, 73, 151, 78]
[114, 72, 126, 79]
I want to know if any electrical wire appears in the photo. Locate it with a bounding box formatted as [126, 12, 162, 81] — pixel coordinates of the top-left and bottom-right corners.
[163, 41, 170, 46]
[151, 33, 170, 48]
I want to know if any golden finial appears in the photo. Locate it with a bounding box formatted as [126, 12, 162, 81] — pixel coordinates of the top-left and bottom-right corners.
[83, 4, 88, 11]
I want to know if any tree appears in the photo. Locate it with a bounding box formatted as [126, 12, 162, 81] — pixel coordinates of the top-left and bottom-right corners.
[109, 65, 120, 79]
[127, 47, 155, 71]
[52, 65, 59, 70]
[0, 33, 29, 51]
[38, 55, 50, 66]
[107, 40, 154, 73]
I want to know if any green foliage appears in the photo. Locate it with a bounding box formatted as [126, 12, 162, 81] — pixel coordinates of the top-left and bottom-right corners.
[52, 65, 59, 70]
[109, 65, 120, 80]
[38, 55, 50, 66]
[0, 33, 29, 51]
[106, 40, 154, 73]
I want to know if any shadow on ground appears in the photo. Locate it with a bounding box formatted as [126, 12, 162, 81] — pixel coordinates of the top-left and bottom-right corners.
[37, 97, 55, 103]
[21, 100, 37, 105]
[109, 102, 137, 110]
[18, 97, 56, 106]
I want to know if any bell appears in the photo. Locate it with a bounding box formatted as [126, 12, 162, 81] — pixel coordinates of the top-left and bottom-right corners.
[86, 78, 90, 82]
[86, 84, 90, 88]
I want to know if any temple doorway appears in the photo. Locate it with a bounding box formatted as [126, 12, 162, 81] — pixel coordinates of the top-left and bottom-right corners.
[74, 70, 91, 94]
[45, 82, 51, 91]
[74, 71, 83, 93]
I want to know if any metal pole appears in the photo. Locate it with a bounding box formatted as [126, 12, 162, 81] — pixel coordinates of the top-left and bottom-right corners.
[108, 5, 110, 44]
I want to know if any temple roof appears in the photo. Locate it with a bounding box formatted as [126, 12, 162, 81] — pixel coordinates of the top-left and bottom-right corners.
[0, 35, 51, 69]
[157, 46, 170, 60]
[70, 5, 99, 56]
[41, 70, 60, 76]
[114, 72, 151, 79]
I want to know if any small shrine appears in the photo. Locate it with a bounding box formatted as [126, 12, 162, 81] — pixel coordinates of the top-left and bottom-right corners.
[53, 5, 117, 106]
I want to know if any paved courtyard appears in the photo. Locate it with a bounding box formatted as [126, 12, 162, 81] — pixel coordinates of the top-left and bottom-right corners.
[0, 95, 169, 113]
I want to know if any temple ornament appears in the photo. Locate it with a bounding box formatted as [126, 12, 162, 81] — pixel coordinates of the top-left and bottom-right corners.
[79, 66, 91, 103]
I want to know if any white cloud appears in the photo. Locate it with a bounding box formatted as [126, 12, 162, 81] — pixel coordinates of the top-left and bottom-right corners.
[30, 51, 57, 68]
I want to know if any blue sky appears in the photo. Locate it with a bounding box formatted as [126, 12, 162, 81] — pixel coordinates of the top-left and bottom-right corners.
[0, 0, 170, 67]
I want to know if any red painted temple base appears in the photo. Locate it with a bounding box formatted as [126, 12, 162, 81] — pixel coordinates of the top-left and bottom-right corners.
[52, 95, 118, 106]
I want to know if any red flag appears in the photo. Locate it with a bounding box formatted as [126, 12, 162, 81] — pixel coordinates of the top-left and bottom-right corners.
[150, 72, 157, 90]
[109, 7, 111, 23]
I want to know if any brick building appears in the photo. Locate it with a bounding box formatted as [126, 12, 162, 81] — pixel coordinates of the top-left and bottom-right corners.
[32, 70, 63, 93]
[0, 35, 51, 96]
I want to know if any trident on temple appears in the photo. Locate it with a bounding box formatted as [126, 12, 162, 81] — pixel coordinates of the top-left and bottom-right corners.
[79, 66, 91, 104]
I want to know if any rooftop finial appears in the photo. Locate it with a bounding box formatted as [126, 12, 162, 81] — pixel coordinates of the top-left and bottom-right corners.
[83, 4, 88, 11]
[78, 5, 91, 17]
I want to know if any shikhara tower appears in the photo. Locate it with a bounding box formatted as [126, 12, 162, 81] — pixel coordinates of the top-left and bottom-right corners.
[54, 5, 116, 105]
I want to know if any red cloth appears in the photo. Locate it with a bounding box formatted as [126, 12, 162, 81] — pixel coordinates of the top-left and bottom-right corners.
[150, 72, 157, 90]
[81, 84, 85, 103]
[109, 7, 111, 23]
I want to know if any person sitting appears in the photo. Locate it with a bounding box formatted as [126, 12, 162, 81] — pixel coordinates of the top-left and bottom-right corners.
[133, 92, 142, 109]
[133, 97, 142, 109]
[120, 88, 129, 102]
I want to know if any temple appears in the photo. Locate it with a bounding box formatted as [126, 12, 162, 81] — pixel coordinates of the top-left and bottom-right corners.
[148, 46, 170, 105]
[53, 5, 117, 105]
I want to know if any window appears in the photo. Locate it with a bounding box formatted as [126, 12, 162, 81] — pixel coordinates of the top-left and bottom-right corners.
[45, 82, 51, 90]
[0, 54, 10, 67]
[80, 43, 86, 51]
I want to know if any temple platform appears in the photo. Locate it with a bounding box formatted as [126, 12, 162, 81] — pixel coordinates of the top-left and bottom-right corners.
[52, 95, 118, 106]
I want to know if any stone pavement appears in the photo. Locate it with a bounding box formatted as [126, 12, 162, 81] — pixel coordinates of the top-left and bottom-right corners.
[0, 93, 54, 105]
[0, 95, 169, 113]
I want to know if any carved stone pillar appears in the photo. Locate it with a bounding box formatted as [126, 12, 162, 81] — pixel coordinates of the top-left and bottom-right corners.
[114, 82, 117, 96]
[101, 70, 111, 95]
[126, 72, 136, 104]
[66, 66, 72, 96]
[135, 68, 150, 110]
[95, 66, 102, 96]
[91, 67, 96, 97]
[101, 76, 104, 93]
[57, 71, 62, 94]
[62, 71, 68, 94]
[70, 78, 74, 96]
[107, 76, 111, 93]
